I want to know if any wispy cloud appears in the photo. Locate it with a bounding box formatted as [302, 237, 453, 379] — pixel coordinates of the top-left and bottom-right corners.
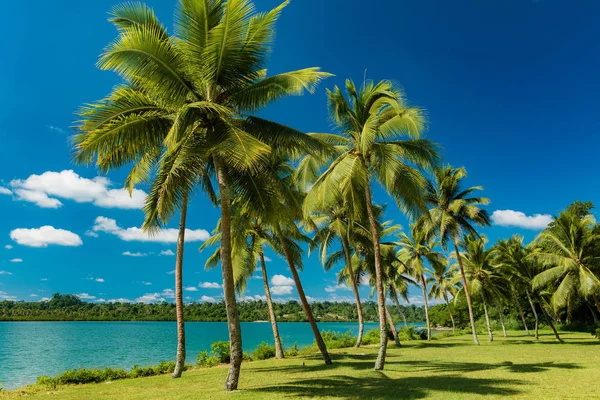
[122, 251, 147, 257]
[9, 258, 23, 263]
[0, 270, 13, 275]
[48, 125, 64, 133]
[92, 217, 210, 243]
[160, 249, 175, 256]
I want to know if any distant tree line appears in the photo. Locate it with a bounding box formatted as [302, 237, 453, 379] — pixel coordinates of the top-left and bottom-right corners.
[0, 293, 426, 322]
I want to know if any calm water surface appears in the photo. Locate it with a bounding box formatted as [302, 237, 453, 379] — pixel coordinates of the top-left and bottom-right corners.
[0, 321, 424, 389]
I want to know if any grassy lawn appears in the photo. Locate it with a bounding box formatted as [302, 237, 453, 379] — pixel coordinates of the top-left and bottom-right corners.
[3, 330, 600, 399]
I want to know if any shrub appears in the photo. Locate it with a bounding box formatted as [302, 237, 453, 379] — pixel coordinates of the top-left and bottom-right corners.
[252, 342, 276, 360]
[196, 350, 220, 368]
[593, 327, 600, 339]
[361, 328, 380, 345]
[284, 342, 299, 357]
[210, 341, 231, 363]
[319, 330, 356, 349]
[129, 365, 155, 378]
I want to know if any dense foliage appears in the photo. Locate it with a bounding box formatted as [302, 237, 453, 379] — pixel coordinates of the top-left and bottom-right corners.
[0, 293, 426, 322]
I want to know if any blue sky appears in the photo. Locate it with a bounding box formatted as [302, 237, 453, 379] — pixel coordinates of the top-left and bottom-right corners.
[0, 0, 598, 305]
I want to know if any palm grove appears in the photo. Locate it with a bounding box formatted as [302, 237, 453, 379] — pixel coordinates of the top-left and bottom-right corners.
[72, 0, 600, 392]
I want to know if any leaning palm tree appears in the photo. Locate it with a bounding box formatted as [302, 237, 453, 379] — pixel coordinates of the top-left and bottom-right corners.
[397, 223, 444, 340]
[75, 0, 331, 390]
[421, 165, 490, 345]
[531, 210, 600, 314]
[304, 79, 438, 370]
[428, 257, 459, 331]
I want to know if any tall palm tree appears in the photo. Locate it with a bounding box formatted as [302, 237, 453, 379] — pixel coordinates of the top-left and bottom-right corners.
[421, 165, 490, 345]
[308, 205, 367, 347]
[456, 235, 507, 342]
[428, 258, 459, 331]
[397, 224, 443, 340]
[76, 0, 331, 390]
[305, 79, 438, 369]
[531, 210, 600, 314]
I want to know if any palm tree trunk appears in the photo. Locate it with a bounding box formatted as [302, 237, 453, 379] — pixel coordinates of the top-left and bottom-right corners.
[259, 251, 283, 359]
[391, 291, 409, 328]
[214, 156, 243, 391]
[453, 238, 480, 345]
[511, 289, 529, 335]
[587, 302, 599, 325]
[420, 274, 431, 340]
[493, 297, 507, 338]
[592, 294, 600, 315]
[538, 296, 563, 342]
[385, 306, 401, 347]
[172, 194, 188, 378]
[480, 291, 493, 342]
[525, 290, 539, 340]
[364, 182, 388, 370]
[341, 236, 364, 347]
[276, 226, 331, 364]
[443, 292, 456, 332]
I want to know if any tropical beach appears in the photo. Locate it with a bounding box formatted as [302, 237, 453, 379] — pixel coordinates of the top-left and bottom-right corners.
[1, 0, 600, 398]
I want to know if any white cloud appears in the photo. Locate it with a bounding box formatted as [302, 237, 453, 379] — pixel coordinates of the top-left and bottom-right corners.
[48, 125, 64, 133]
[135, 293, 165, 303]
[10, 226, 82, 248]
[200, 295, 217, 303]
[263, 256, 272, 262]
[184, 286, 198, 292]
[325, 284, 352, 293]
[166, 269, 175, 275]
[5, 245, 13, 249]
[95, 278, 105, 283]
[85, 231, 99, 238]
[76, 293, 96, 300]
[122, 251, 147, 257]
[139, 281, 152, 286]
[11, 170, 146, 209]
[161, 289, 175, 298]
[40, 297, 51, 302]
[240, 294, 267, 301]
[9, 258, 23, 263]
[92, 217, 210, 243]
[491, 209, 553, 230]
[40, 278, 48, 281]
[108, 298, 131, 303]
[270, 285, 294, 295]
[0, 270, 13, 275]
[359, 275, 370, 286]
[160, 250, 175, 256]
[0, 187, 12, 196]
[30, 294, 38, 297]
[271, 275, 295, 287]
[199, 282, 221, 289]
[95, 298, 106, 303]
[0, 291, 17, 300]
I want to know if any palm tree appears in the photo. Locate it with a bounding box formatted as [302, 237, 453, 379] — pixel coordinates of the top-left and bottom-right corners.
[428, 258, 459, 331]
[76, 0, 331, 390]
[421, 165, 490, 345]
[397, 224, 444, 340]
[494, 236, 533, 336]
[308, 205, 366, 347]
[531, 210, 600, 314]
[457, 235, 507, 342]
[305, 79, 438, 369]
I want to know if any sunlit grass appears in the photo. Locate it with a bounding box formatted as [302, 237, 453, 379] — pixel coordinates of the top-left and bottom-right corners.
[3, 330, 599, 399]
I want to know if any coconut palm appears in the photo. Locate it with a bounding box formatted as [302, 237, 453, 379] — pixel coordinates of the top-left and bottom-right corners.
[75, 0, 331, 390]
[456, 235, 507, 342]
[421, 165, 490, 345]
[308, 205, 367, 347]
[428, 258, 460, 331]
[304, 78, 438, 369]
[531, 210, 600, 314]
[397, 224, 444, 340]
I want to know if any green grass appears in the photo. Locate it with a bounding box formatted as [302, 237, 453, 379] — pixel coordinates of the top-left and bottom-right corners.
[4, 330, 600, 399]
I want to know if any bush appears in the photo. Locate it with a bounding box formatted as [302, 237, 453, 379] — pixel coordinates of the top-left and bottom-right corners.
[210, 341, 231, 363]
[252, 342, 276, 360]
[129, 365, 156, 378]
[196, 350, 220, 368]
[593, 327, 600, 339]
[319, 330, 356, 349]
[284, 342, 299, 357]
[361, 328, 380, 345]
[36, 367, 129, 386]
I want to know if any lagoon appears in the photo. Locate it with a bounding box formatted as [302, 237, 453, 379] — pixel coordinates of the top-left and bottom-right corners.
[0, 321, 424, 390]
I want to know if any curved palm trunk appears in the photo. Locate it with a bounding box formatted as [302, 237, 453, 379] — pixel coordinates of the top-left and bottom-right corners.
[385, 306, 401, 347]
[453, 238, 480, 345]
[259, 251, 283, 359]
[511, 289, 529, 335]
[365, 182, 388, 370]
[420, 274, 431, 340]
[480, 291, 493, 342]
[443, 292, 456, 332]
[525, 290, 539, 340]
[341, 236, 364, 348]
[592, 294, 600, 315]
[538, 296, 562, 342]
[493, 297, 507, 338]
[276, 227, 331, 364]
[214, 156, 243, 391]
[172, 194, 188, 378]
[587, 302, 599, 325]
[391, 291, 409, 328]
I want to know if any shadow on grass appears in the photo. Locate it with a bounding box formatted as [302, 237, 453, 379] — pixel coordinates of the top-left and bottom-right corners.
[249, 374, 525, 399]
[395, 360, 581, 374]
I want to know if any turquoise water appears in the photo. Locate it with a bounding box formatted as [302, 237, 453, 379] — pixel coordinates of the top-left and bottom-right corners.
[0, 321, 424, 389]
